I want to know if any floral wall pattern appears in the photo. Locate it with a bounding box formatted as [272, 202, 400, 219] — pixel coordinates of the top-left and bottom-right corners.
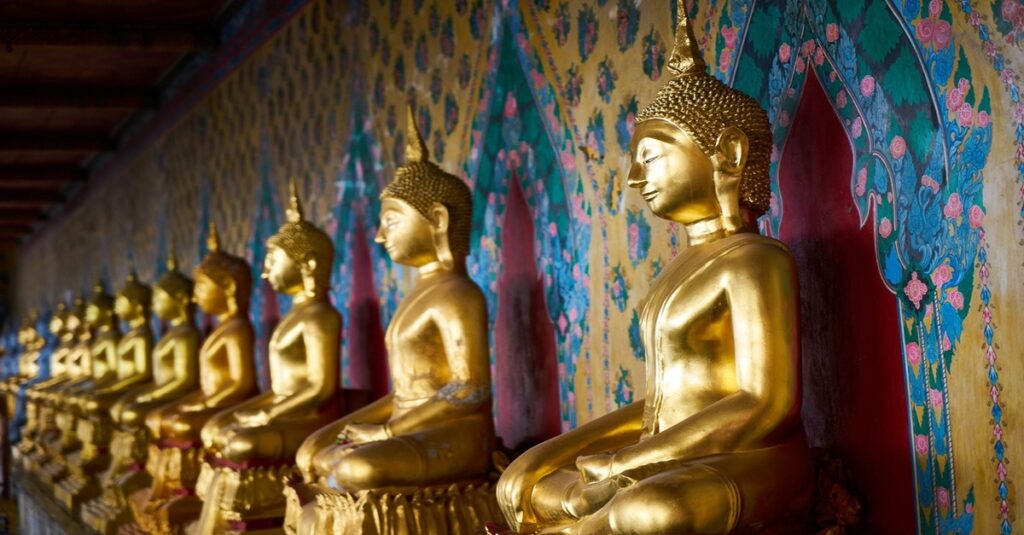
[11, 1, 1024, 533]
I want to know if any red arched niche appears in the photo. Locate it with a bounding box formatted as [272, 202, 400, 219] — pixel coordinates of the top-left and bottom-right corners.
[494, 171, 561, 452]
[778, 69, 914, 533]
[345, 214, 388, 400]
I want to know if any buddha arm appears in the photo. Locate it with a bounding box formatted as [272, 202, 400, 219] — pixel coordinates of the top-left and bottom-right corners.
[204, 324, 255, 407]
[385, 289, 489, 436]
[608, 248, 800, 476]
[138, 334, 199, 403]
[95, 338, 152, 394]
[265, 312, 339, 419]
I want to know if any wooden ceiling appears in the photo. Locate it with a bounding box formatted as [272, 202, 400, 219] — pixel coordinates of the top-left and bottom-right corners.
[0, 0, 243, 245]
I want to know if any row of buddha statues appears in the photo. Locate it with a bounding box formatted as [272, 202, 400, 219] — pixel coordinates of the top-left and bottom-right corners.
[1, 8, 817, 535]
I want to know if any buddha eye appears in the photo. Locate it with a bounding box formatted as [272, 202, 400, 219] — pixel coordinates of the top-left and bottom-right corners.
[644, 154, 661, 165]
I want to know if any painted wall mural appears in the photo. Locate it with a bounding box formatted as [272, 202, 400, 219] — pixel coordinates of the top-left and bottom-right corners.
[11, 1, 1024, 533]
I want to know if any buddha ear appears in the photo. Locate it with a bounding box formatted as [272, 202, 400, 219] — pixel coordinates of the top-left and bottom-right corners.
[429, 203, 454, 271]
[713, 126, 748, 175]
[301, 258, 318, 297]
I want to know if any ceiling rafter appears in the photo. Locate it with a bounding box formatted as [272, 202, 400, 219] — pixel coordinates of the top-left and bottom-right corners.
[0, 22, 217, 52]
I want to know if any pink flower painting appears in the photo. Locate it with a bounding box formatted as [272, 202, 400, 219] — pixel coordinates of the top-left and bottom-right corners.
[904, 272, 928, 309]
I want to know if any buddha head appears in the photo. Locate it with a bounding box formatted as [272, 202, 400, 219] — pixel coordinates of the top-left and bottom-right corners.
[115, 271, 152, 325]
[627, 5, 771, 232]
[377, 106, 472, 270]
[49, 302, 69, 340]
[85, 282, 115, 331]
[20, 310, 42, 351]
[194, 221, 252, 316]
[154, 253, 195, 322]
[69, 295, 88, 340]
[263, 181, 334, 297]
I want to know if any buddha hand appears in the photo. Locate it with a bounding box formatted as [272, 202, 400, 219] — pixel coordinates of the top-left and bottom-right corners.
[576, 453, 614, 484]
[341, 423, 389, 444]
[235, 408, 270, 426]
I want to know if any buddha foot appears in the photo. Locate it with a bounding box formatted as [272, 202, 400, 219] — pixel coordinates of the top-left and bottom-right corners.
[193, 459, 293, 534]
[301, 481, 502, 535]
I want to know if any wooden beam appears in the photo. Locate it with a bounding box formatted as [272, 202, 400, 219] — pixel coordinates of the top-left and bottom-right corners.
[0, 223, 33, 234]
[0, 133, 114, 152]
[0, 23, 217, 52]
[0, 209, 46, 223]
[0, 166, 86, 184]
[0, 190, 63, 206]
[0, 87, 156, 110]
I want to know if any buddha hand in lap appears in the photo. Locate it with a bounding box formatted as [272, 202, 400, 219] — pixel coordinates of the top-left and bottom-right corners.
[296, 107, 494, 495]
[495, 7, 812, 534]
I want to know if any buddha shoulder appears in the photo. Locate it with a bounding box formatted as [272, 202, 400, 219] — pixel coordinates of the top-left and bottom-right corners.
[291, 300, 341, 328]
[430, 275, 486, 311]
[721, 233, 793, 264]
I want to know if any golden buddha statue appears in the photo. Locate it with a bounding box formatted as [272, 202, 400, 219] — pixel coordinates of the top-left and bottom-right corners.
[20, 301, 76, 471]
[494, 7, 813, 534]
[16, 303, 70, 466]
[36, 288, 119, 486]
[2, 311, 43, 432]
[287, 107, 499, 535]
[56, 275, 152, 513]
[83, 255, 202, 534]
[130, 224, 259, 534]
[195, 183, 341, 533]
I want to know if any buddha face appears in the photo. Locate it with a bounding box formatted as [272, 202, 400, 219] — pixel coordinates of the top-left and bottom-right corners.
[627, 120, 720, 224]
[66, 310, 82, 335]
[193, 273, 229, 315]
[262, 244, 304, 294]
[86, 303, 109, 328]
[114, 294, 140, 322]
[49, 313, 65, 336]
[153, 288, 180, 321]
[375, 197, 438, 267]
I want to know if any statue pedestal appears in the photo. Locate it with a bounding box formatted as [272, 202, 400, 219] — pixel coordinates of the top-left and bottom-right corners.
[192, 458, 292, 534]
[81, 427, 151, 534]
[16, 472, 91, 535]
[53, 415, 112, 516]
[128, 443, 204, 535]
[289, 482, 501, 535]
[35, 409, 79, 486]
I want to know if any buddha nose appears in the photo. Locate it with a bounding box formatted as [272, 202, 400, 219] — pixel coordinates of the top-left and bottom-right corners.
[626, 163, 645, 189]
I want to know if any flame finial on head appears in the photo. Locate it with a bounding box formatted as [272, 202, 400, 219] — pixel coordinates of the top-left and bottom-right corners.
[667, 3, 707, 77]
[207, 220, 221, 253]
[286, 179, 304, 223]
[167, 250, 178, 272]
[405, 105, 428, 163]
